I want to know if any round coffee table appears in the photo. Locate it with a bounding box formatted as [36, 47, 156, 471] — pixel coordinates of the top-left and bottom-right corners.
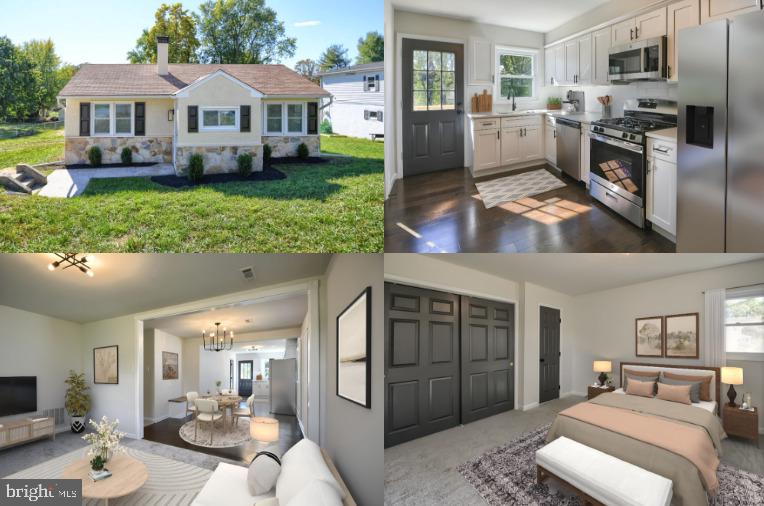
[62, 452, 148, 505]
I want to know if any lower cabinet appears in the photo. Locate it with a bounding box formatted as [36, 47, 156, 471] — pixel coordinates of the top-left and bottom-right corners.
[646, 137, 678, 237]
[471, 115, 544, 176]
[521, 126, 543, 161]
[580, 129, 591, 186]
[474, 128, 501, 172]
[500, 128, 522, 166]
[545, 118, 557, 165]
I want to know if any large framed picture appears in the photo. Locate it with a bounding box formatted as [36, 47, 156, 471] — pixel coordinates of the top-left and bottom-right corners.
[336, 286, 371, 409]
[665, 313, 700, 359]
[162, 351, 178, 380]
[93, 345, 119, 384]
[635, 316, 664, 357]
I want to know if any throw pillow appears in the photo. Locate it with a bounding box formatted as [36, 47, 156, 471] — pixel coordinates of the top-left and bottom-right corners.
[656, 382, 692, 405]
[286, 479, 343, 506]
[248, 451, 281, 496]
[625, 378, 655, 398]
[663, 372, 712, 401]
[276, 439, 345, 505]
[659, 375, 701, 403]
[623, 373, 658, 392]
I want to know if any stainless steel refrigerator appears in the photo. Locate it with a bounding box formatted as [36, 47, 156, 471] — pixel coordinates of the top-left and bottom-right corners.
[677, 9, 764, 252]
[269, 358, 296, 415]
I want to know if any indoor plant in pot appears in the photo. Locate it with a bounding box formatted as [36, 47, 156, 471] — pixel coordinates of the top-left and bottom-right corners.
[547, 97, 562, 110]
[82, 416, 126, 464]
[65, 370, 91, 433]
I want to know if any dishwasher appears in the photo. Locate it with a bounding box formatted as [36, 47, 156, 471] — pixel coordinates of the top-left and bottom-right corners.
[555, 117, 581, 181]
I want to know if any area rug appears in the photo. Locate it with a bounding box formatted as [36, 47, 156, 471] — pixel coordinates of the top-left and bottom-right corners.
[457, 423, 764, 505]
[474, 169, 566, 209]
[179, 419, 252, 448]
[6, 446, 212, 505]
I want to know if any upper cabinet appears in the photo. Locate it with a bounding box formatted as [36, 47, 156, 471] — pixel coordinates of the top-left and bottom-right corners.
[564, 39, 579, 84]
[544, 47, 556, 87]
[611, 6, 667, 46]
[578, 33, 593, 85]
[469, 38, 494, 86]
[700, 0, 762, 23]
[592, 26, 612, 85]
[612, 18, 637, 45]
[554, 44, 565, 85]
[668, 0, 701, 81]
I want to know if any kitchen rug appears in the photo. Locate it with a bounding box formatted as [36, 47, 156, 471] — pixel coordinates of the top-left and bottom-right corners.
[474, 169, 566, 209]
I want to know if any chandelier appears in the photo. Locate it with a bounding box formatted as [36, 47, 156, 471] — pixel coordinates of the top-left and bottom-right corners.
[47, 253, 94, 277]
[203, 322, 234, 352]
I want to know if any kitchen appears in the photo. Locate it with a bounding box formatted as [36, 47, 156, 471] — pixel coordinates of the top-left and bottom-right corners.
[383, 0, 764, 253]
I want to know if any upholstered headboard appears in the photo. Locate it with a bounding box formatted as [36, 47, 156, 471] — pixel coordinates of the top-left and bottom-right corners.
[619, 362, 721, 405]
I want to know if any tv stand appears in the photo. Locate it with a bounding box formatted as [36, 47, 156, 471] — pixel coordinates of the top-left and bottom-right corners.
[0, 417, 55, 451]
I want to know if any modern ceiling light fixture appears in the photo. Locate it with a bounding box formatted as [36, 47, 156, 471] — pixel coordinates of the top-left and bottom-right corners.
[202, 322, 234, 352]
[47, 253, 95, 278]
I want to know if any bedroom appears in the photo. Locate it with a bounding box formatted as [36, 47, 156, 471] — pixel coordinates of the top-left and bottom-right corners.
[384, 253, 764, 505]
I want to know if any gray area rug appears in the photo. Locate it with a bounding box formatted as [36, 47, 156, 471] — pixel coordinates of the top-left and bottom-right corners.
[474, 169, 567, 209]
[179, 419, 252, 448]
[458, 423, 764, 505]
[6, 446, 212, 505]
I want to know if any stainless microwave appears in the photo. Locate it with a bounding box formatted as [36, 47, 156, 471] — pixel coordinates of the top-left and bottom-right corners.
[608, 36, 667, 83]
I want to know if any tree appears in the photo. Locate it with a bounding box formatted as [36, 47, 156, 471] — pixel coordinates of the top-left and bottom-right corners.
[294, 58, 319, 83]
[196, 0, 296, 64]
[356, 31, 384, 64]
[318, 44, 350, 72]
[0, 37, 37, 121]
[127, 3, 200, 63]
[21, 39, 61, 119]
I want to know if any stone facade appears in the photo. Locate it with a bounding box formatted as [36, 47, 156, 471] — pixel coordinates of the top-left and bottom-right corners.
[65, 137, 173, 165]
[174, 145, 264, 176]
[262, 135, 320, 158]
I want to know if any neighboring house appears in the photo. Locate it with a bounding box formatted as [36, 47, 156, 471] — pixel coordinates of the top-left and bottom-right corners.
[58, 37, 330, 174]
[318, 62, 383, 140]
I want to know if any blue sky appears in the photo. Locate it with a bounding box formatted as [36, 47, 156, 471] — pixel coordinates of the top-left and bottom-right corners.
[0, 0, 382, 68]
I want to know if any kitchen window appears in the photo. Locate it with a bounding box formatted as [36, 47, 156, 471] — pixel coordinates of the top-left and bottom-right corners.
[92, 102, 133, 136]
[201, 107, 238, 131]
[495, 47, 537, 101]
[264, 102, 307, 135]
[725, 286, 764, 360]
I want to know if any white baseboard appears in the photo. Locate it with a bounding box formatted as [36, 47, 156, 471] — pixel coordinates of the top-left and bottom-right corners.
[523, 402, 539, 411]
[562, 391, 586, 398]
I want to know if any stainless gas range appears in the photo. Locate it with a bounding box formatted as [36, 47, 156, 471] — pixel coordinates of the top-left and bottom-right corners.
[588, 99, 677, 228]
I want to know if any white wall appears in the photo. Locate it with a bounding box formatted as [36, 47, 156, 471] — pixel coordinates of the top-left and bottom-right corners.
[145, 329, 183, 423]
[198, 346, 235, 395]
[143, 331, 154, 423]
[0, 305, 82, 427]
[235, 351, 284, 378]
[546, 0, 668, 44]
[181, 337, 200, 396]
[322, 71, 384, 139]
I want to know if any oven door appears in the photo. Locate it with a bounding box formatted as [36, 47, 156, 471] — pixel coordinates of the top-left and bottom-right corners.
[609, 37, 666, 81]
[589, 133, 645, 206]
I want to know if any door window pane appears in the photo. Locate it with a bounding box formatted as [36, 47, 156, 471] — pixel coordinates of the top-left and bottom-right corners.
[240, 362, 253, 380]
[428, 51, 442, 71]
[442, 91, 455, 110]
[413, 91, 427, 111]
[267, 104, 283, 133]
[287, 103, 303, 133]
[411, 50, 457, 111]
[443, 52, 455, 71]
[93, 104, 110, 134]
[413, 50, 427, 71]
[115, 104, 131, 134]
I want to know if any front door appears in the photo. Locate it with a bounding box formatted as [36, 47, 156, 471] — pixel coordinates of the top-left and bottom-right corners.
[402, 39, 464, 176]
[539, 306, 561, 403]
[238, 360, 253, 397]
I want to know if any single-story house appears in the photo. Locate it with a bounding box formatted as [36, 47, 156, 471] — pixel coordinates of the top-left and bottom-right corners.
[58, 37, 331, 174]
[318, 62, 383, 140]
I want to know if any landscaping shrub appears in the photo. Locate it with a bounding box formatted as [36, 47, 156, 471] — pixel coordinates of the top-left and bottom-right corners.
[237, 152, 253, 177]
[188, 153, 204, 183]
[297, 142, 309, 160]
[121, 147, 132, 165]
[320, 119, 333, 134]
[263, 143, 272, 163]
[88, 146, 102, 166]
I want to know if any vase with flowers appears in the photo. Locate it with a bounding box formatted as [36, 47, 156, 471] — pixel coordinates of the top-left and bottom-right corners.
[82, 416, 126, 464]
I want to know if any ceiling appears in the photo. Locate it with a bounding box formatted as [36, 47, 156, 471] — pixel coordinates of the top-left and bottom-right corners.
[0, 254, 331, 323]
[234, 339, 287, 354]
[435, 254, 764, 295]
[391, 0, 612, 33]
[144, 292, 307, 338]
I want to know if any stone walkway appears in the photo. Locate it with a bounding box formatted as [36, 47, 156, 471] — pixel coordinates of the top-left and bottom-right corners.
[38, 164, 175, 198]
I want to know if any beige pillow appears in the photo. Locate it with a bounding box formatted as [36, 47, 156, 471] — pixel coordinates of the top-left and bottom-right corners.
[625, 378, 655, 398]
[663, 372, 712, 401]
[656, 382, 692, 405]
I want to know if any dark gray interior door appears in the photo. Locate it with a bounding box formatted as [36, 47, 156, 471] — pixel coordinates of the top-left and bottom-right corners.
[461, 297, 515, 424]
[539, 306, 560, 403]
[238, 360, 253, 397]
[384, 283, 460, 448]
[401, 38, 464, 177]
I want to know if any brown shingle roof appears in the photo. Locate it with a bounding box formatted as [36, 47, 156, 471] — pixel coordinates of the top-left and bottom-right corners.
[59, 64, 330, 98]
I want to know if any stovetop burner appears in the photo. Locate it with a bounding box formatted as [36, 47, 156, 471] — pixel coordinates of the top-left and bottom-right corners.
[593, 116, 674, 134]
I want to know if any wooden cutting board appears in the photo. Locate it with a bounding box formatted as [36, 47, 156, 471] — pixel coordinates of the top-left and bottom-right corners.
[472, 89, 493, 113]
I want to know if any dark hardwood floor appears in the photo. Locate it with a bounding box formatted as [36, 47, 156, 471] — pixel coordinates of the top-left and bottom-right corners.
[385, 165, 675, 253]
[142, 399, 302, 465]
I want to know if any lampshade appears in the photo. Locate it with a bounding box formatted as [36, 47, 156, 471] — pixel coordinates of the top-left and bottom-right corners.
[593, 360, 612, 373]
[721, 367, 743, 385]
[250, 417, 279, 442]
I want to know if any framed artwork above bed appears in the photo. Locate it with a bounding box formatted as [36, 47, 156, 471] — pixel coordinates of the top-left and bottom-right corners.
[665, 313, 699, 359]
[635, 316, 664, 357]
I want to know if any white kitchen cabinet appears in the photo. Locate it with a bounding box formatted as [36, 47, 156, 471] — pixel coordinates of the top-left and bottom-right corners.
[469, 38, 494, 85]
[500, 128, 523, 166]
[636, 7, 668, 40]
[521, 126, 543, 161]
[700, 0, 761, 23]
[580, 129, 591, 187]
[471, 115, 544, 174]
[554, 44, 565, 85]
[545, 117, 557, 165]
[564, 39, 579, 85]
[545, 47, 556, 86]
[474, 128, 501, 171]
[668, 0, 700, 82]
[577, 33, 593, 85]
[647, 137, 678, 237]
[592, 26, 612, 85]
[611, 18, 637, 45]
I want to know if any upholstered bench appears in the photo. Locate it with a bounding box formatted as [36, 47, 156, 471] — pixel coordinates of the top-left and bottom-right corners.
[536, 437, 672, 506]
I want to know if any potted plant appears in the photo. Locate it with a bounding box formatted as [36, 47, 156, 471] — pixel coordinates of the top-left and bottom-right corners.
[82, 416, 125, 464]
[547, 97, 562, 110]
[90, 455, 105, 472]
[65, 370, 91, 433]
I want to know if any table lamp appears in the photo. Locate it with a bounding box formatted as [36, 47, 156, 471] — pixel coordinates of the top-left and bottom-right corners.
[721, 367, 744, 407]
[250, 417, 279, 443]
[593, 360, 612, 387]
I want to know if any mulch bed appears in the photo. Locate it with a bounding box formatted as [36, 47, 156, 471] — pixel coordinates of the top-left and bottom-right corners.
[150, 166, 287, 188]
[66, 162, 159, 169]
[269, 156, 329, 165]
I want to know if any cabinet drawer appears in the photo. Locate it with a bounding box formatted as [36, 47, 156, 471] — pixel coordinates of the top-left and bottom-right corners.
[648, 138, 677, 163]
[501, 115, 542, 129]
[473, 118, 500, 131]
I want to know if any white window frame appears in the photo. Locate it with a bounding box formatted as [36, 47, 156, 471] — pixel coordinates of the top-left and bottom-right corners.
[262, 101, 308, 136]
[493, 46, 538, 104]
[200, 106, 239, 132]
[91, 102, 134, 137]
[724, 285, 764, 362]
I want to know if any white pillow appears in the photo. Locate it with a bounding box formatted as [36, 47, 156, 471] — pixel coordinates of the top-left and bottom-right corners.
[248, 451, 281, 495]
[286, 479, 342, 506]
[276, 439, 345, 504]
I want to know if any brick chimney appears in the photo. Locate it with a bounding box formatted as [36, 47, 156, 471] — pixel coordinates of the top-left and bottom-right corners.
[157, 36, 169, 76]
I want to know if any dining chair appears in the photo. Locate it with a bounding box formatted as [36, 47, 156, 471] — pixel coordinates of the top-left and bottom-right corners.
[233, 395, 255, 427]
[186, 391, 199, 419]
[194, 398, 223, 444]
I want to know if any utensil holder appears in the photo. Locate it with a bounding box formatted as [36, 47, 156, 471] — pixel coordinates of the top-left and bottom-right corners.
[602, 105, 612, 118]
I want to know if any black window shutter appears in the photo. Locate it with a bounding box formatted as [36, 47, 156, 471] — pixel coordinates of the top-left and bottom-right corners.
[188, 105, 198, 133]
[378, 111, 383, 122]
[363, 75, 368, 91]
[135, 102, 145, 136]
[240, 105, 251, 132]
[307, 102, 318, 135]
[79, 102, 90, 136]
[376, 74, 381, 91]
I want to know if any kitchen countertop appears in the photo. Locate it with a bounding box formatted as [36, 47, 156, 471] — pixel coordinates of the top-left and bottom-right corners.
[467, 109, 549, 119]
[547, 111, 606, 125]
[467, 109, 607, 125]
[646, 127, 677, 142]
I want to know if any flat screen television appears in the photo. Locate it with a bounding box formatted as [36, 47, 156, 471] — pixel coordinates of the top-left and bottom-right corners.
[0, 377, 37, 417]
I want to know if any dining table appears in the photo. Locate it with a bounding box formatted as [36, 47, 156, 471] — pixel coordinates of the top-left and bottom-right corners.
[199, 394, 242, 430]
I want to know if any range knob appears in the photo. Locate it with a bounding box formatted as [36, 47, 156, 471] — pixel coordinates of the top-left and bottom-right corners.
[630, 134, 636, 140]
[622, 132, 628, 139]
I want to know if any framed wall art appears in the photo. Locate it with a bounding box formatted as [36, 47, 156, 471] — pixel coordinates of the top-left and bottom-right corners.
[93, 345, 119, 384]
[635, 316, 664, 357]
[665, 313, 700, 359]
[336, 286, 372, 409]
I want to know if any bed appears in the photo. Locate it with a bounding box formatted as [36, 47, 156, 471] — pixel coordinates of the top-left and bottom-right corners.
[546, 362, 726, 506]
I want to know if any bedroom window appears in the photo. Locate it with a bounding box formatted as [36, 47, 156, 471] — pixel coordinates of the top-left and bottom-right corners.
[93, 104, 111, 135]
[115, 104, 132, 134]
[92, 102, 133, 136]
[725, 286, 764, 358]
[264, 102, 307, 135]
[201, 107, 238, 131]
[287, 104, 303, 133]
[495, 47, 537, 101]
[266, 104, 283, 134]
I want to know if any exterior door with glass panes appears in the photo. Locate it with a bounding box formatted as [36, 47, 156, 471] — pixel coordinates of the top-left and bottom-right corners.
[401, 39, 464, 176]
[238, 360, 253, 397]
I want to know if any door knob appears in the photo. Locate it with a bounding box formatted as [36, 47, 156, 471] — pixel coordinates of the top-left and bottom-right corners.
[540, 358, 546, 362]
[510, 362, 514, 367]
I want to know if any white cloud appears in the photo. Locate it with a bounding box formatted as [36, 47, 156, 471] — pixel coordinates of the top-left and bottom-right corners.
[294, 20, 321, 27]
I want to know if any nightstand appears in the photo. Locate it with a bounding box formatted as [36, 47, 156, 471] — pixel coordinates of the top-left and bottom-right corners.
[587, 385, 615, 400]
[722, 405, 759, 447]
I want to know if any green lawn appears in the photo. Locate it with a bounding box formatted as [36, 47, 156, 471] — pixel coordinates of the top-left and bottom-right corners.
[0, 127, 64, 170]
[0, 134, 383, 252]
